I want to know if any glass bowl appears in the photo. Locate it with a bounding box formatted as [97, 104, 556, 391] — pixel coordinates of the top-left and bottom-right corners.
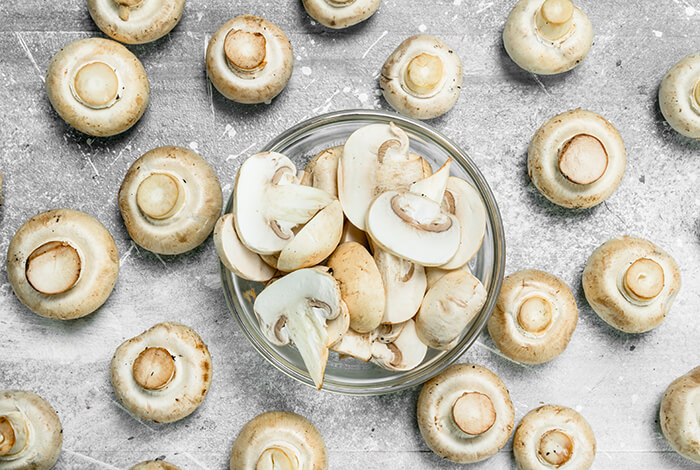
[220, 109, 505, 395]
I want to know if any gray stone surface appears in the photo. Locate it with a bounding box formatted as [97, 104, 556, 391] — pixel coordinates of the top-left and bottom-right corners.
[0, 0, 699, 468]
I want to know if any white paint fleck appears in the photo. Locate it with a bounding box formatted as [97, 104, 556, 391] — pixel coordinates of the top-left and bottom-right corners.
[296, 55, 302, 61]
[631, 394, 639, 403]
[302, 66, 312, 76]
[222, 123, 237, 139]
[362, 31, 388, 59]
[685, 6, 695, 15]
[453, 0, 462, 4]
[418, 24, 427, 32]
[575, 404, 583, 412]
[652, 30, 663, 37]
[358, 93, 368, 103]
[189, 142, 199, 152]
[343, 86, 351, 93]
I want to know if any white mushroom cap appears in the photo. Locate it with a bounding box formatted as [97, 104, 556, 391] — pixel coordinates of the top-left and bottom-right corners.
[371, 319, 427, 371]
[6, 209, 119, 320]
[230, 411, 328, 470]
[503, 0, 593, 75]
[46, 38, 149, 137]
[513, 404, 596, 470]
[302, 0, 381, 29]
[415, 270, 487, 350]
[528, 109, 625, 209]
[305, 146, 341, 197]
[659, 52, 700, 139]
[417, 364, 515, 464]
[582, 236, 681, 333]
[130, 461, 181, 470]
[381, 35, 463, 120]
[87, 0, 185, 44]
[374, 248, 426, 324]
[214, 213, 275, 282]
[206, 15, 293, 104]
[660, 366, 700, 463]
[488, 270, 578, 364]
[119, 146, 223, 255]
[440, 176, 487, 268]
[0, 390, 62, 470]
[110, 322, 212, 423]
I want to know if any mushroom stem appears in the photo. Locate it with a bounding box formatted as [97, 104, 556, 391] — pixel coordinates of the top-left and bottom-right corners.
[224, 29, 267, 76]
[136, 173, 184, 220]
[71, 62, 119, 109]
[537, 429, 574, 466]
[517, 296, 554, 334]
[558, 134, 608, 185]
[622, 258, 664, 302]
[256, 447, 298, 470]
[325, 0, 356, 5]
[132, 347, 176, 390]
[0, 416, 16, 457]
[404, 53, 444, 97]
[536, 0, 575, 41]
[452, 392, 497, 436]
[25, 241, 82, 295]
[390, 194, 453, 233]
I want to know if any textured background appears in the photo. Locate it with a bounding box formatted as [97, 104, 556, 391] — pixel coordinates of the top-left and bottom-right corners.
[0, 0, 699, 469]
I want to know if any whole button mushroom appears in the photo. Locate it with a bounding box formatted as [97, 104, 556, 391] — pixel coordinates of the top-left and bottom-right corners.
[88, 0, 186, 44]
[206, 15, 294, 104]
[417, 364, 515, 464]
[381, 35, 463, 120]
[660, 366, 700, 463]
[528, 109, 626, 209]
[488, 270, 578, 364]
[130, 461, 181, 470]
[503, 0, 593, 75]
[583, 236, 681, 333]
[230, 411, 328, 470]
[45, 38, 149, 137]
[302, 0, 381, 29]
[0, 390, 62, 470]
[111, 322, 213, 423]
[6, 209, 119, 320]
[118, 146, 223, 255]
[513, 405, 596, 470]
[659, 52, 700, 139]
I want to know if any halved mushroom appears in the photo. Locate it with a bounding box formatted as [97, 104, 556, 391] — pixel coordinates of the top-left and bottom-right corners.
[409, 159, 451, 203]
[513, 404, 596, 470]
[230, 411, 328, 470]
[488, 270, 578, 364]
[6, 209, 119, 320]
[302, 0, 381, 29]
[440, 177, 487, 268]
[415, 270, 487, 350]
[111, 322, 212, 423]
[206, 15, 293, 104]
[234, 152, 335, 255]
[503, 0, 593, 75]
[330, 328, 372, 362]
[381, 35, 463, 119]
[417, 364, 515, 464]
[87, 0, 185, 44]
[130, 461, 181, 470]
[659, 53, 700, 139]
[528, 109, 626, 209]
[305, 146, 341, 197]
[374, 248, 426, 324]
[582, 236, 681, 333]
[119, 146, 223, 255]
[214, 213, 275, 282]
[46, 37, 149, 136]
[0, 390, 62, 470]
[254, 268, 344, 389]
[371, 319, 427, 371]
[660, 366, 700, 463]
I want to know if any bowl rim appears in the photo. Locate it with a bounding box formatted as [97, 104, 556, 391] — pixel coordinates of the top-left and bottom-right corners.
[220, 108, 506, 395]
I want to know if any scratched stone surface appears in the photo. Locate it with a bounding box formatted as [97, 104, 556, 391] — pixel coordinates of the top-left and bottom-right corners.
[0, 0, 699, 469]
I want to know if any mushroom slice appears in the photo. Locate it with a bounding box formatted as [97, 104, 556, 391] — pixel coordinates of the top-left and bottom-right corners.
[330, 328, 372, 362]
[305, 146, 341, 197]
[425, 265, 471, 290]
[206, 15, 294, 104]
[582, 236, 681, 333]
[214, 213, 275, 282]
[528, 109, 626, 209]
[234, 152, 335, 255]
[253, 268, 342, 389]
[277, 200, 344, 272]
[130, 461, 181, 470]
[440, 177, 487, 269]
[503, 0, 593, 75]
[374, 248, 426, 324]
[660, 366, 700, 463]
[46, 37, 149, 137]
[366, 190, 460, 267]
[513, 404, 596, 470]
[230, 411, 328, 470]
[416, 270, 487, 350]
[371, 319, 427, 371]
[417, 364, 515, 464]
[381, 35, 463, 119]
[327, 242, 385, 333]
[488, 270, 578, 364]
[87, 0, 186, 44]
[302, 0, 381, 29]
[409, 159, 451, 203]
[0, 390, 63, 470]
[340, 219, 368, 247]
[659, 53, 700, 139]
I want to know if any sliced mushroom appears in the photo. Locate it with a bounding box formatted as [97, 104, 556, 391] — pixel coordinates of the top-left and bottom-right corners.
[659, 53, 700, 139]
[111, 322, 212, 423]
[7, 209, 119, 320]
[302, 0, 381, 29]
[130, 461, 181, 470]
[582, 236, 681, 333]
[330, 328, 372, 362]
[417, 364, 515, 464]
[119, 146, 223, 255]
[305, 146, 341, 197]
[45, 37, 149, 137]
[528, 109, 626, 209]
[340, 219, 368, 247]
[513, 404, 596, 470]
[415, 270, 487, 350]
[409, 159, 451, 203]
[371, 319, 427, 371]
[87, 0, 185, 44]
[230, 411, 328, 470]
[214, 213, 275, 282]
[425, 265, 471, 290]
[381, 35, 463, 119]
[503, 0, 593, 75]
[488, 270, 578, 364]
[660, 366, 700, 463]
[440, 177, 487, 268]
[374, 248, 426, 324]
[206, 15, 293, 104]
